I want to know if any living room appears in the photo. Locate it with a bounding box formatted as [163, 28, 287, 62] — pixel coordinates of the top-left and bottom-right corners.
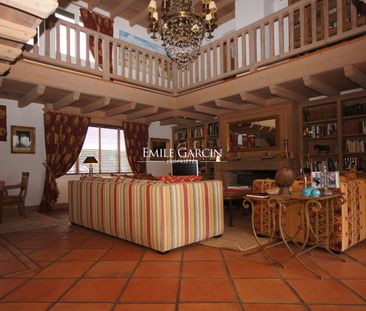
[0, 0, 366, 310]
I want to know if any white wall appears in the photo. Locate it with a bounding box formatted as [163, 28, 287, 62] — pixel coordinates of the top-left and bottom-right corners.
[0, 100, 46, 207]
[147, 121, 172, 177]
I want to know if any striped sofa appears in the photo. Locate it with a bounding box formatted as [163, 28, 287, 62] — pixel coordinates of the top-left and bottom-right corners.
[68, 177, 224, 252]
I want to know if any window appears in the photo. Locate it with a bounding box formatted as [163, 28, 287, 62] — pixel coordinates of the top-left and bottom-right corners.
[68, 125, 132, 174]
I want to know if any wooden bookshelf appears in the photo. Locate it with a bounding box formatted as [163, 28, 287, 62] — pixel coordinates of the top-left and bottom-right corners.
[172, 121, 220, 179]
[300, 93, 366, 172]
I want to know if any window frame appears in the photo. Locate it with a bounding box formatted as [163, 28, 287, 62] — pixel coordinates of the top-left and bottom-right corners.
[68, 124, 132, 175]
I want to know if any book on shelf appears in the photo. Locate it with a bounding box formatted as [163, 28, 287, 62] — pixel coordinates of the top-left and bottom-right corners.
[191, 127, 204, 138]
[208, 123, 219, 136]
[344, 157, 362, 170]
[344, 139, 366, 153]
[343, 102, 366, 117]
[246, 193, 270, 199]
[303, 123, 337, 138]
[174, 129, 187, 140]
[343, 120, 366, 136]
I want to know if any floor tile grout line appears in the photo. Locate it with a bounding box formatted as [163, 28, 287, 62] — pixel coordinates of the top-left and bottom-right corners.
[0, 236, 41, 270]
[111, 246, 148, 310]
[175, 246, 185, 311]
[304, 248, 366, 304]
[221, 247, 246, 311]
[44, 236, 124, 311]
[0, 225, 98, 305]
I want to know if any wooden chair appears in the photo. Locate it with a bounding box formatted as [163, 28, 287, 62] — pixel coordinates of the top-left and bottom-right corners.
[0, 172, 30, 223]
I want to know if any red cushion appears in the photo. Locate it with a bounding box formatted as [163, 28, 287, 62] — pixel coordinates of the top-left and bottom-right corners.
[157, 176, 203, 183]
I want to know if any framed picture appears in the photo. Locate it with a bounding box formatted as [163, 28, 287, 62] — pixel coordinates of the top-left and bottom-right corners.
[149, 138, 170, 161]
[11, 126, 36, 154]
[311, 171, 340, 189]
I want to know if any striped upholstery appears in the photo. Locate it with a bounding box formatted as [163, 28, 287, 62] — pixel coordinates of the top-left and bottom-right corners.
[69, 178, 224, 252]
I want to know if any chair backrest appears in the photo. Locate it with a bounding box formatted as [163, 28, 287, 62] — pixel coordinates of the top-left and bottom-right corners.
[19, 172, 30, 200]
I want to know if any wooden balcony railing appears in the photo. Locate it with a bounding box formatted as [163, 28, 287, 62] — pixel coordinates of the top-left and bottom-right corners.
[24, 17, 175, 93]
[23, 0, 365, 94]
[176, 0, 366, 92]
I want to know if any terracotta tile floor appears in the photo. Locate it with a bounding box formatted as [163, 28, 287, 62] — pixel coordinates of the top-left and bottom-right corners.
[0, 209, 366, 310]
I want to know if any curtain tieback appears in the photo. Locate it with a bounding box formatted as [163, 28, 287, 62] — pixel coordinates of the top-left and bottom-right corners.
[42, 161, 57, 180]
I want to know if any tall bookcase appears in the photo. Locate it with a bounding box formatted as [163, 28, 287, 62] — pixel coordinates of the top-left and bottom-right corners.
[172, 121, 220, 179]
[301, 94, 366, 172]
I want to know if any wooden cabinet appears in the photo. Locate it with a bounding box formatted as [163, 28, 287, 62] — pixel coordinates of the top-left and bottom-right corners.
[172, 121, 220, 179]
[300, 93, 366, 172]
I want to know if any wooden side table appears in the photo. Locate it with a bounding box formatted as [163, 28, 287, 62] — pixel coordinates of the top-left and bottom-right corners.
[243, 193, 345, 279]
[223, 189, 251, 227]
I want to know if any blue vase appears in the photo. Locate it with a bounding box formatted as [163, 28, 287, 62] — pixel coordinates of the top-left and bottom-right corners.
[311, 189, 321, 197]
[302, 187, 313, 196]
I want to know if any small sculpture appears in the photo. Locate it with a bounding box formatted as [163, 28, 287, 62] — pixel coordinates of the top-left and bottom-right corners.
[314, 144, 330, 154]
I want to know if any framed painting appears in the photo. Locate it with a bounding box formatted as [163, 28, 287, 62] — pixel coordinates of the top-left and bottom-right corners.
[11, 126, 36, 154]
[149, 138, 170, 161]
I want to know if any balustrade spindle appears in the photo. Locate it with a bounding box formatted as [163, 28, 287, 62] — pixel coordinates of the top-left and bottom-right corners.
[260, 24, 265, 62]
[128, 47, 132, 79]
[300, 6, 305, 47]
[337, 0, 343, 34]
[323, 0, 329, 39]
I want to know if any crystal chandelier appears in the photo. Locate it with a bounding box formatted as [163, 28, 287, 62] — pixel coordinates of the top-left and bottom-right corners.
[148, 0, 218, 70]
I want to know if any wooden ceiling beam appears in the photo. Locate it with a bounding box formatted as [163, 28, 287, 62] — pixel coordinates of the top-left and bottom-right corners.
[303, 76, 339, 96]
[216, 11, 235, 25]
[0, 44, 22, 62]
[160, 118, 179, 126]
[344, 65, 366, 89]
[81, 97, 111, 114]
[18, 84, 45, 108]
[129, 5, 151, 27]
[0, 62, 10, 75]
[88, 0, 103, 11]
[127, 106, 159, 120]
[175, 110, 214, 121]
[0, 0, 58, 19]
[145, 110, 177, 123]
[194, 105, 233, 116]
[215, 99, 246, 111]
[105, 102, 136, 117]
[240, 92, 267, 106]
[110, 0, 135, 19]
[0, 18, 37, 43]
[269, 85, 307, 102]
[53, 92, 80, 111]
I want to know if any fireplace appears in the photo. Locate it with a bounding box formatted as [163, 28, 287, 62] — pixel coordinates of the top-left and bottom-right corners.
[226, 170, 277, 187]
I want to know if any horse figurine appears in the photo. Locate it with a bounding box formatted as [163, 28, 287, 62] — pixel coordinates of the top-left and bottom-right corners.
[314, 144, 330, 154]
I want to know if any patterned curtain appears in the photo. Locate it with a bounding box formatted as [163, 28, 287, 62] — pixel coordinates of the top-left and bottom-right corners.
[39, 112, 90, 212]
[0, 105, 6, 141]
[122, 122, 149, 175]
[80, 8, 113, 71]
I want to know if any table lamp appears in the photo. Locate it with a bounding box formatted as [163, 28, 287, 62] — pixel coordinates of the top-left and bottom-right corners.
[83, 156, 98, 176]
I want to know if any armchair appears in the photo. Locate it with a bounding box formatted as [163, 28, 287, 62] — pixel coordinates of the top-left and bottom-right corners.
[0, 172, 30, 223]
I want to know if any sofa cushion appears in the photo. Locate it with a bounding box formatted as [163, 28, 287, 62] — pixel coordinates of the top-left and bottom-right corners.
[157, 175, 203, 183]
